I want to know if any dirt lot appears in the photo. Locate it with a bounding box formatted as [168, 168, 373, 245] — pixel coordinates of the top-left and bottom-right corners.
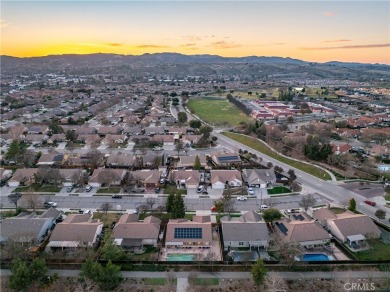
[340, 182, 385, 198]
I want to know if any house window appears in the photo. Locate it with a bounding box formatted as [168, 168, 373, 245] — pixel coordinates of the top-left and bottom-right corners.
[239, 242, 244, 246]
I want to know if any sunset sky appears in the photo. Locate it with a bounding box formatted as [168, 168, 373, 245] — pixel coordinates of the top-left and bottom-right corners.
[1, 1, 389, 64]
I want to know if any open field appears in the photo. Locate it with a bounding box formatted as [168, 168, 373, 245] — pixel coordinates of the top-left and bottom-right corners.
[187, 96, 252, 126]
[222, 132, 332, 181]
[267, 186, 291, 195]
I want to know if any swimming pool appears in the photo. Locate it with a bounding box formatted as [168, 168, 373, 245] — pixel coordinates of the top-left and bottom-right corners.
[302, 253, 333, 261]
[167, 254, 195, 261]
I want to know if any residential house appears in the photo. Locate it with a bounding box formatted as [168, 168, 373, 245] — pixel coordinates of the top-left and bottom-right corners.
[144, 127, 166, 136]
[170, 170, 200, 189]
[112, 214, 161, 250]
[73, 127, 97, 136]
[59, 169, 86, 187]
[101, 134, 128, 146]
[330, 144, 352, 155]
[210, 170, 243, 189]
[221, 210, 269, 251]
[77, 134, 101, 146]
[152, 135, 175, 146]
[0, 168, 13, 185]
[36, 153, 67, 167]
[8, 168, 38, 187]
[210, 151, 242, 166]
[182, 135, 202, 146]
[27, 125, 49, 135]
[96, 126, 121, 136]
[88, 168, 127, 188]
[130, 170, 161, 188]
[177, 154, 208, 169]
[46, 214, 103, 250]
[0, 211, 56, 243]
[165, 215, 213, 249]
[47, 134, 66, 144]
[313, 208, 381, 248]
[23, 134, 47, 145]
[122, 126, 142, 136]
[275, 213, 331, 248]
[242, 169, 276, 188]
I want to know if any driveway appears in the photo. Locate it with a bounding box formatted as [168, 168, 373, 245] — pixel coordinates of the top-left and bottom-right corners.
[56, 142, 67, 150]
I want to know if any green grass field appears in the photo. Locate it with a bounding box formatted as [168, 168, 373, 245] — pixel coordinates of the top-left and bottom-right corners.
[222, 132, 332, 181]
[187, 96, 252, 126]
[96, 187, 121, 193]
[355, 240, 390, 261]
[193, 278, 219, 285]
[267, 186, 291, 195]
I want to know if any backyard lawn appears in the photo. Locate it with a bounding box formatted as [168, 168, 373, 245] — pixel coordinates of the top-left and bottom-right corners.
[222, 132, 332, 181]
[267, 186, 291, 195]
[330, 207, 346, 214]
[355, 240, 390, 261]
[14, 184, 61, 193]
[187, 96, 252, 126]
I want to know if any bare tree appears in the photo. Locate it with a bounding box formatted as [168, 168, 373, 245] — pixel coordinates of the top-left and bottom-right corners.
[221, 191, 234, 214]
[35, 168, 62, 185]
[146, 196, 156, 210]
[264, 274, 288, 292]
[153, 156, 161, 168]
[84, 149, 104, 169]
[137, 204, 149, 214]
[299, 194, 316, 211]
[100, 202, 112, 214]
[156, 205, 165, 216]
[97, 169, 121, 190]
[8, 193, 22, 208]
[71, 170, 88, 187]
[175, 140, 185, 155]
[23, 187, 40, 211]
[8, 126, 26, 141]
[270, 232, 302, 266]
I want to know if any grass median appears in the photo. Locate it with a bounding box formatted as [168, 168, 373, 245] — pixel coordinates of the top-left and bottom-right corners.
[222, 132, 332, 181]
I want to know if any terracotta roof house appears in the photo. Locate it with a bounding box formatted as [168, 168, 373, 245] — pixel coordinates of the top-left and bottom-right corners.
[0, 211, 56, 243]
[242, 169, 276, 188]
[170, 170, 201, 189]
[165, 215, 213, 248]
[130, 169, 161, 188]
[210, 170, 243, 189]
[330, 144, 352, 155]
[221, 210, 269, 250]
[101, 134, 128, 146]
[210, 151, 242, 166]
[313, 208, 380, 248]
[152, 135, 176, 146]
[8, 168, 38, 187]
[47, 214, 103, 249]
[77, 134, 101, 145]
[112, 214, 161, 250]
[177, 154, 208, 169]
[88, 168, 127, 188]
[96, 126, 121, 136]
[275, 214, 331, 248]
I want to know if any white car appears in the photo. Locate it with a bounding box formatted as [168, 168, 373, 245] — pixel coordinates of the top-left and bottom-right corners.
[260, 205, 270, 210]
[247, 188, 254, 195]
[197, 186, 204, 193]
[43, 202, 57, 208]
[237, 196, 247, 201]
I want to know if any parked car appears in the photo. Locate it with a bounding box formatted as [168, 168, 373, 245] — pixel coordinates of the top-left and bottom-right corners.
[364, 200, 376, 206]
[83, 210, 92, 214]
[197, 186, 204, 193]
[210, 206, 217, 212]
[247, 187, 254, 195]
[67, 185, 74, 192]
[260, 205, 270, 210]
[85, 185, 92, 192]
[285, 208, 300, 214]
[237, 196, 247, 201]
[112, 194, 122, 199]
[153, 146, 163, 151]
[130, 187, 145, 193]
[155, 188, 161, 194]
[159, 178, 166, 184]
[43, 202, 57, 208]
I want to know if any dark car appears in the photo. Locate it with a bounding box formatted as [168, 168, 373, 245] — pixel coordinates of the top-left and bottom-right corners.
[364, 200, 376, 206]
[112, 194, 122, 199]
[155, 188, 161, 194]
[202, 191, 208, 195]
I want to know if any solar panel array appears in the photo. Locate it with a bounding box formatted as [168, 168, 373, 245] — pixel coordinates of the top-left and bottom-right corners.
[218, 156, 240, 162]
[275, 222, 288, 234]
[53, 155, 63, 162]
[174, 227, 202, 239]
[292, 214, 305, 221]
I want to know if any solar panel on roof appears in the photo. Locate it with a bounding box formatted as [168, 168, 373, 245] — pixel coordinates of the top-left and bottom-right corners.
[276, 223, 288, 234]
[53, 155, 63, 161]
[218, 156, 240, 161]
[296, 214, 305, 221]
[174, 227, 202, 239]
[292, 214, 298, 220]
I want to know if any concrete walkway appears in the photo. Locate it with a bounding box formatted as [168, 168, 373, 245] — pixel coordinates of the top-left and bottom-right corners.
[176, 277, 189, 292]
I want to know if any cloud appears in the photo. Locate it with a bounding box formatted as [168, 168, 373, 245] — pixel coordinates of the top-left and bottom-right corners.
[210, 41, 242, 49]
[274, 42, 286, 45]
[0, 19, 10, 28]
[181, 43, 197, 48]
[80, 43, 122, 48]
[300, 43, 390, 50]
[323, 11, 336, 17]
[322, 39, 352, 43]
[106, 43, 122, 47]
[181, 35, 202, 41]
[136, 44, 168, 49]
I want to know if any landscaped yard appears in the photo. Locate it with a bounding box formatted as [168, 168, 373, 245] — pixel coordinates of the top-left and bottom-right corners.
[92, 212, 120, 227]
[14, 184, 61, 193]
[164, 185, 187, 195]
[355, 240, 390, 261]
[384, 194, 390, 201]
[329, 207, 346, 214]
[187, 96, 252, 126]
[96, 187, 121, 193]
[130, 247, 159, 261]
[193, 278, 219, 285]
[222, 132, 332, 181]
[267, 186, 291, 195]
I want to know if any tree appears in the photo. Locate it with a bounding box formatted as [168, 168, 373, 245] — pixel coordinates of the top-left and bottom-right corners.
[97, 169, 120, 190]
[48, 121, 64, 134]
[80, 258, 102, 284]
[9, 258, 49, 291]
[98, 260, 122, 291]
[274, 165, 283, 173]
[262, 208, 282, 223]
[99, 230, 126, 261]
[189, 120, 202, 129]
[289, 181, 301, 192]
[299, 194, 316, 211]
[171, 193, 185, 219]
[65, 130, 77, 142]
[35, 168, 62, 185]
[348, 198, 357, 212]
[286, 116, 294, 123]
[24, 187, 39, 211]
[178, 112, 188, 124]
[146, 196, 156, 210]
[175, 140, 185, 155]
[100, 202, 112, 214]
[375, 209, 386, 219]
[199, 125, 213, 139]
[221, 191, 234, 214]
[266, 162, 273, 169]
[29, 258, 49, 284]
[193, 155, 202, 170]
[166, 193, 175, 214]
[251, 259, 267, 286]
[8, 192, 22, 208]
[153, 155, 161, 168]
[5, 140, 22, 161]
[270, 232, 301, 266]
[84, 149, 104, 169]
[287, 169, 297, 181]
[214, 200, 224, 214]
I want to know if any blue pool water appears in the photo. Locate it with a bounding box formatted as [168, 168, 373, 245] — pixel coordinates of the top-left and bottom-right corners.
[167, 254, 195, 261]
[302, 253, 331, 261]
